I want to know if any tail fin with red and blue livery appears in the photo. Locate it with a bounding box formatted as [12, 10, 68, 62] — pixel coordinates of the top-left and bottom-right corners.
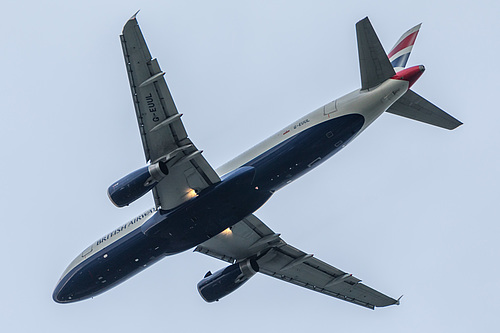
[388, 24, 421, 72]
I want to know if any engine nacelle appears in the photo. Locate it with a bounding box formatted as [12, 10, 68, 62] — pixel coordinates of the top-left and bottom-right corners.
[107, 161, 168, 207]
[197, 259, 259, 302]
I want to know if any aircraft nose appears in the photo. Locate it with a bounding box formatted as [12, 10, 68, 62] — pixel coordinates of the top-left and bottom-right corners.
[52, 289, 64, 303]
[52, 281, 71, 303]
[53, 286, 81, 303]
[52, 275, 80, 303]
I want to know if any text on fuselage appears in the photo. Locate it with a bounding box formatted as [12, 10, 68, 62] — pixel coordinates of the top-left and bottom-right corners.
[293, 119, 310, 130]
[96, 209, 154, 246]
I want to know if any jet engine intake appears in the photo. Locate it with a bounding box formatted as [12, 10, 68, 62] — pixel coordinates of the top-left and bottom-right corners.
[197, 259, 259, 302]
[107, 161, 168, 207]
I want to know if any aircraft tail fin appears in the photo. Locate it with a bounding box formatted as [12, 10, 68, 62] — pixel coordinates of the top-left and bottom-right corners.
[388, 23, 422, 72]
[356, 17, 396, 91]
[386, 89, 462, 130]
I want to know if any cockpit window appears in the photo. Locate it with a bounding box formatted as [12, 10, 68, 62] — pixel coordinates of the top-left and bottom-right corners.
[81, 245, 93, 258]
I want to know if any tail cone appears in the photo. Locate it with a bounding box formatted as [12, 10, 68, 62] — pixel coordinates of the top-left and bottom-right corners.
[391, 65, 425, 88]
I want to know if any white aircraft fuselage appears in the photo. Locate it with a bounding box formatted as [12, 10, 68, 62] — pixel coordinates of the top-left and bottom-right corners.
[53, 78, 410, 303]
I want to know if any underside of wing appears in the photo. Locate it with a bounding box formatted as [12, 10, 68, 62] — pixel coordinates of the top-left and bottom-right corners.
[120, 15, 220, 210]
[257, 245, 398, 309]
[195, 214, 398, 309]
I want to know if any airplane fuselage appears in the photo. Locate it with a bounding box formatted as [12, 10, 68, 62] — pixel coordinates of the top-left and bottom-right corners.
[53, 79, 408, 303]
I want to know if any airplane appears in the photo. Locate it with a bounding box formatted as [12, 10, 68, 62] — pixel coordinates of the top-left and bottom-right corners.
[53, 14, 461, 309]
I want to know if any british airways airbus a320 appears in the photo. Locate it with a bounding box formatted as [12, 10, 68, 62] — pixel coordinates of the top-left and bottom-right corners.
[53, 14, 461, 309]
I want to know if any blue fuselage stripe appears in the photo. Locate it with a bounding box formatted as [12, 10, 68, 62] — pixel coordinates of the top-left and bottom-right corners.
[245, 114, 365, 191]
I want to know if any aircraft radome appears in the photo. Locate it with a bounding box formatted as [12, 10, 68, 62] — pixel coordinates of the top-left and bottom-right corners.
[53, 14, 461, 309]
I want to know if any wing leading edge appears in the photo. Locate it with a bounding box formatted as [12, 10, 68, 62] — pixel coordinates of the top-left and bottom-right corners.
[120, 16, 220, 210]
[195, 214, 398, 309]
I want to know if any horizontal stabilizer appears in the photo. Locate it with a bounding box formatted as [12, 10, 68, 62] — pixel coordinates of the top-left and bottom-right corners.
[356, 17, 396, 90]
[387, 90, 462, 130]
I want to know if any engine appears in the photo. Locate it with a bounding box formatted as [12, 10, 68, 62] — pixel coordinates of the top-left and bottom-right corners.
[197, 259, 259, 302]
[107, 161, 168, 207]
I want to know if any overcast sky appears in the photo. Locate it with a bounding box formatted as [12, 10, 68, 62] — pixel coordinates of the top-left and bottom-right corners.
[1, 1, 499, 332]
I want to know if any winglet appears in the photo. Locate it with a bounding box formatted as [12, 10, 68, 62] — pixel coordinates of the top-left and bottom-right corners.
[396, 295, 404, 305]
[130, 9, 140, 21]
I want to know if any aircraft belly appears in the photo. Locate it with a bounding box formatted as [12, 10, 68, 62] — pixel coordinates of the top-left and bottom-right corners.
[54, 84, 405, 303]
[146, 167, 271, 244]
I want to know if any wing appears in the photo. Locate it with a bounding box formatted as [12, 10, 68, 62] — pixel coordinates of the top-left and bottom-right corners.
[120, 15, 220, 210]
[195, 214, 399, 309]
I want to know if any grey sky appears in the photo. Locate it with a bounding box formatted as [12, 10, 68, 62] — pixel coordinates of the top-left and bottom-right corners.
[1, 1, 499, 332]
